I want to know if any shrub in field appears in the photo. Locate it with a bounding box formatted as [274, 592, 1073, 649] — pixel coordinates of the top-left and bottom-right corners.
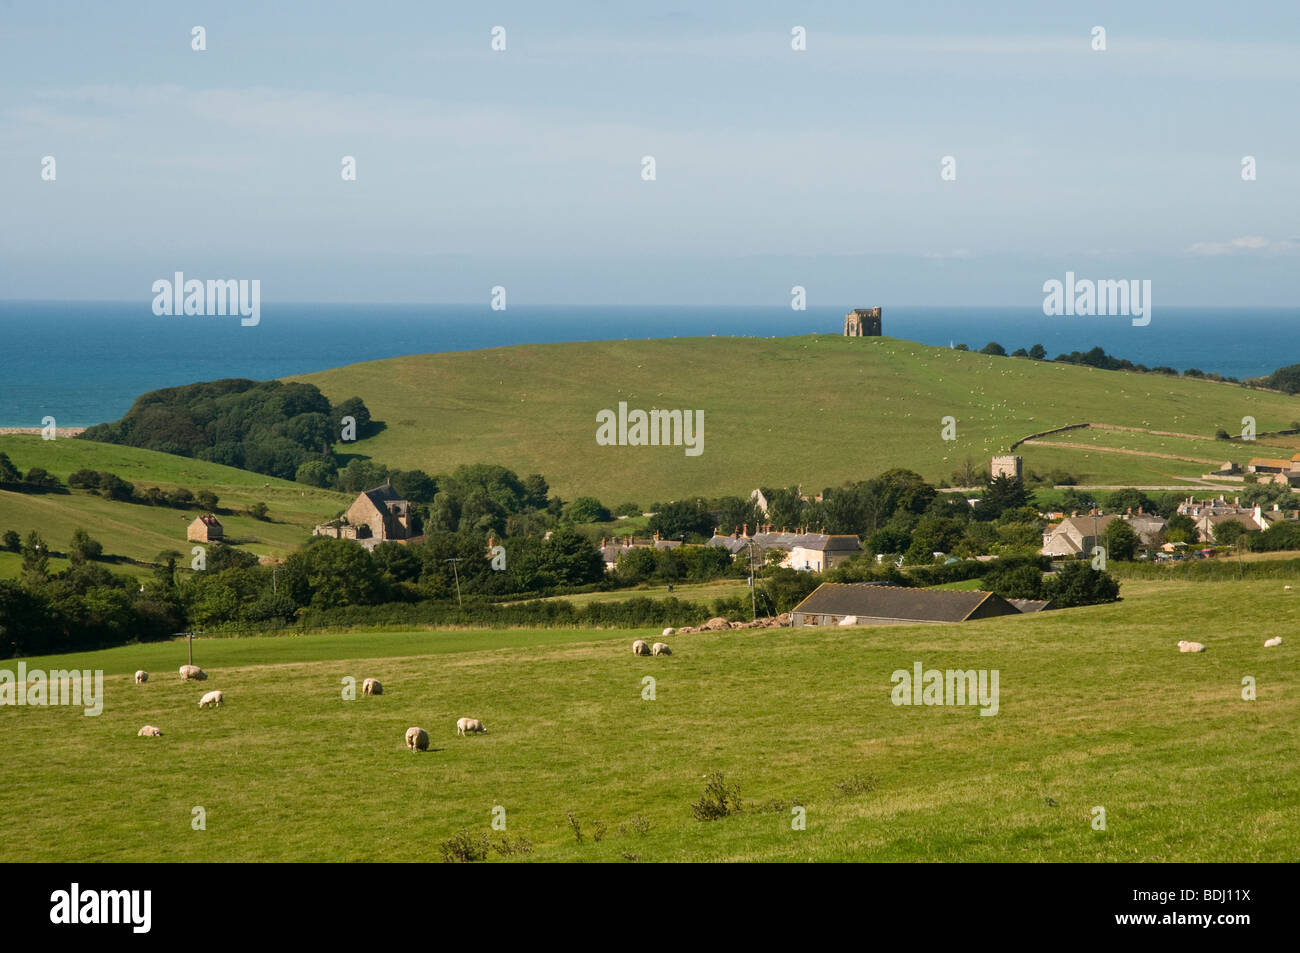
[491, 835, 532, 856]
[439, 829, 490, 863]
[835, 774, 880, 797]
[566, 812, 584, 844]
[692, 772, 743, 821]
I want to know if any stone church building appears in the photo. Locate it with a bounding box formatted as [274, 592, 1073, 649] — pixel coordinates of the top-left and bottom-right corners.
[314, 483, 414, 548]
[844, 307, 882, 336]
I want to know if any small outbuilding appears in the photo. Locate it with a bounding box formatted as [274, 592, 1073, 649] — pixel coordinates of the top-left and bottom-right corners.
[187, 513, 223, 543]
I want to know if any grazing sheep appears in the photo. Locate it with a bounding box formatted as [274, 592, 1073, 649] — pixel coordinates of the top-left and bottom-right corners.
[457, 717, 487, 736]
[1264, 636, 1283, 647]
[661, 627, 675, 637]
[632, 639, 651, 656]
[405, 726, 429, 751]
[1177, 640, 1206, 653]
[198, 690, 224, 708]
[652, 642, 671, 656]
[137, 725, 162, 737]
[134, 670, 148, 684]
[362, 678, 382, 696]
[179, 664, 207, 681]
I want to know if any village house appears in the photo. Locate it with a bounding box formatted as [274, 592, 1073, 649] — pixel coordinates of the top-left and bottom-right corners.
[599, 533, 683, 571]
[1124, 511, 1168, 545]
[314, 483, 415, 550]
[705, 524, 862, 571]
[1040, 507, 1169, 557]
[1040, 513, 1118, 558]
[186, 513, 223, 543]
[790, 583, 1026, 627]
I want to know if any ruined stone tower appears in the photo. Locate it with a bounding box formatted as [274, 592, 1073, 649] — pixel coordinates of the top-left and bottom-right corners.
[991, 455, 1023, 480]
[844, 307, 882, 336]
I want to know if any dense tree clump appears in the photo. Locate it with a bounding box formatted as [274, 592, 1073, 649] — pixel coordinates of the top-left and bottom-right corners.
[80, 378, 373, 482]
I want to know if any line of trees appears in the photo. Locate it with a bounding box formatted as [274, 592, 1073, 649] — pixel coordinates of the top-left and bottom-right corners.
[953, 342, 1239, 383]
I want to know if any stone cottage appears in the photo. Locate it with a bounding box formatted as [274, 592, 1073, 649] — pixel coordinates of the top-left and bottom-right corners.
[187, 513, 223, 543]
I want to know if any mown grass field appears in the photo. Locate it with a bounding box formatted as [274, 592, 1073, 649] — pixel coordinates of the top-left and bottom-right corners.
[291, 335, 1300, 501]
[2, 577, 1295, 862]
[0, 435, 350, 563]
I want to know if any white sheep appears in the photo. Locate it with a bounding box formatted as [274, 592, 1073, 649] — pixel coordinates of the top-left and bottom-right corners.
[1177, 640, 1206, 653]
[652, 642, 672, 656]
[457, 717, 487, 736]
[837, 615, 859, 626]
[405, 726, 429, 751]
[362, 678, 382, 696]
[661, 627, 675, 637]
[198, 689, 224, 708]
[137, 725, 162, 737]
[134, 670, 148, 684]
[632, 640, 651, 656]
[179, 664, 207, 681]
[1264, 636, 1283, 647]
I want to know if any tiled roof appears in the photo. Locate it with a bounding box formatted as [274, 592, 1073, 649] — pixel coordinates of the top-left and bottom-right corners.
[791, 583, 1013, 623]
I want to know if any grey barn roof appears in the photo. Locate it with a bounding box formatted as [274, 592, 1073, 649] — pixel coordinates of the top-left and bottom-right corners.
[1008, 598, 1052, 613]
[790, 583, 1020, 624]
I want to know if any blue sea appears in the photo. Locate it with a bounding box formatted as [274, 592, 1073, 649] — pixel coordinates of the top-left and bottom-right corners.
[0, 301, 1296, 427]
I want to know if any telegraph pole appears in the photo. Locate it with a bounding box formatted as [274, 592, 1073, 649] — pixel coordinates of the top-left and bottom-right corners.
[743, 539, 758, 621]
[444, 558, 464, 609]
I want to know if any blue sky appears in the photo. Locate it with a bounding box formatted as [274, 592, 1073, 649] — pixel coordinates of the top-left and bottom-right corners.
[2, 0, 1298, 305]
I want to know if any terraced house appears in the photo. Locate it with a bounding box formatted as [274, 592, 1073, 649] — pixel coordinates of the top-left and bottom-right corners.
[599, 533, 683, 571]
[1175, 496, 1287, 542]
[706, 526, 862, 571]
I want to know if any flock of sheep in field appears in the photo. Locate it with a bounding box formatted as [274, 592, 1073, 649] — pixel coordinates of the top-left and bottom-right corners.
[125, 620, 1278, 747]
[130, 663, 494, 749]
[132, 664, 222, 737]
[129, 633, 677, 749]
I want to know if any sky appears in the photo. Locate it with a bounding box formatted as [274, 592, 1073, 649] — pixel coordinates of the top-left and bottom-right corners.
[2, 0, 1299, 306]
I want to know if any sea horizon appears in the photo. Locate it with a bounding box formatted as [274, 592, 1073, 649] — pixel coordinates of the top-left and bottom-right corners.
[1, 300, 1296, 428]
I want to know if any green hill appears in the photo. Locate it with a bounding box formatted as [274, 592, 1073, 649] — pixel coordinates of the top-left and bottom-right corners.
[292, 335, 1300, 501]
[0, 435, 350, 565]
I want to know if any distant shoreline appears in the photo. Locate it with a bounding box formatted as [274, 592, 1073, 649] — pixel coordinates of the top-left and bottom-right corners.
[0, 427, 86, 437]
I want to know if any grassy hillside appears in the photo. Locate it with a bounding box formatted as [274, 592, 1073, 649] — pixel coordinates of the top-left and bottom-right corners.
[292, 336, 1300, 501]
[1, 577, 1295, 862]
[0, 435, 350, 563]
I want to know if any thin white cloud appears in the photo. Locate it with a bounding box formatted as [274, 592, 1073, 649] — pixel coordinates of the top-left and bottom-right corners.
[1186, 236, 1299, 256]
